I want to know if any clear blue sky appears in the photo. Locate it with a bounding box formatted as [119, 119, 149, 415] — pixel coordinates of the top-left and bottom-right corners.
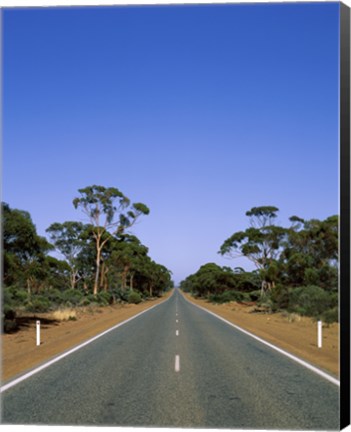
[3, 3, 340, 284]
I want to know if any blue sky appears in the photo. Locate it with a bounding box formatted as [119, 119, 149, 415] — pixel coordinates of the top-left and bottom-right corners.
[3, 3, 340, 284]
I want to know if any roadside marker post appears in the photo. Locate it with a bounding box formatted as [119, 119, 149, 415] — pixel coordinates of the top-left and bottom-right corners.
[317, 320, 322, 348]
[36, 320, 40, 346]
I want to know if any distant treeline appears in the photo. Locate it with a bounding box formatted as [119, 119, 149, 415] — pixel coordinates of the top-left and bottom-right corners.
[3, 185, 173, 331]
[180, 206, 338, 323]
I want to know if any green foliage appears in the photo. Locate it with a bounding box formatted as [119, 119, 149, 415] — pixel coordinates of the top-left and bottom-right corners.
[128, 291, 142, 304]
[209, 290, 250, 304]
[321, 307, 338, 324]
[72, 185, 151, 295]
[219, 206, 285, 296]
[45, 288, 64, 305]
[96, 291, 111, 305]
[61, 289, 84, 306]
[269, 284, 290, 311]
[3, 202, 53, 287]
[27, 295, 52, 313]
[287, 285, 336, 318]
[268, 284, 337, 321]
[46, 221, 85, 259]
[248, 290, 261, 301]
[180, 263, 259, 300]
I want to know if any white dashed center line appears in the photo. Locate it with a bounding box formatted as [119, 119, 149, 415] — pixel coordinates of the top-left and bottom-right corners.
[175, 355, 180, 372]
[176, 330, 179, 336]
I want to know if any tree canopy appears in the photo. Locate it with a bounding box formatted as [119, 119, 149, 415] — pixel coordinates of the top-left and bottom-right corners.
[73, 185, 150, 295]
[182, 205, 338, 322]
[2, 186, 172, 331]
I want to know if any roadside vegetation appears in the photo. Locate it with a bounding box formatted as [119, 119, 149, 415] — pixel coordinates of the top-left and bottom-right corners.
[180, 206, 338, 324]
[2, 185, 173, 333]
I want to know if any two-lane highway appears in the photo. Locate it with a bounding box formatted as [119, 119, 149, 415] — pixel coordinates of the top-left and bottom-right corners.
[1, 289, 339, 428]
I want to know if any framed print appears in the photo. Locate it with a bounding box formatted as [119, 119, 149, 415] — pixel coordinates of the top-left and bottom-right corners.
[1, 1, 350, 430]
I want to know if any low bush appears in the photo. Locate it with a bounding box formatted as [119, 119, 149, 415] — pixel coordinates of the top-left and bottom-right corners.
[128, 291, 142, 304]
[321, 307, 338, 324]
[61, 289, 84, 306]
[288, 285, 336, 319]
[270, 284, 290, 311]
[45, 288, 64, 305]
[248, 290, 261, 301]
[109, 288, 129, 303]
[27, 295, 51, 313]
[96, 291, 111, 305]
[209, 290, 249, 304]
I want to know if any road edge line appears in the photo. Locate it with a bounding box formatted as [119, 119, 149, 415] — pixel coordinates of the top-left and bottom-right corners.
[182, 293, 340, 387]
[1, 292, 173, 393]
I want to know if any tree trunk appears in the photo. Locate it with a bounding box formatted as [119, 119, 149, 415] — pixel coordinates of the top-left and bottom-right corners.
[130, 273, 134, 291]
[94, 247, 101, 296]
[99, 261, 106, 290]
[122, 265, 129, 290]
[70, 270, 77, 290]
[103, 264, 109, 292]
[27, 278, 32, 297]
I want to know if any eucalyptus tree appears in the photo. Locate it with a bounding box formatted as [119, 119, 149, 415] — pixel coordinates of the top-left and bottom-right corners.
[46, 221, 86, 289]
[73, 185, 149, 295]
[133, 257, 172, 297]
[119, 235, 148, 290]
[280, 215, 338, 290]
[219, 206, 286, 295]
[3, 202, 53, 293]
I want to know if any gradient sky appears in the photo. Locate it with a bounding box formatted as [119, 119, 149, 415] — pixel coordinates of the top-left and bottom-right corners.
[3, 3, 340, 284]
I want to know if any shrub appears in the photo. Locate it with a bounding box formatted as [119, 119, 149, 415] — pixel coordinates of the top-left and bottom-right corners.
[61, 289, 84, 306]
[128, 291, 142, 304]
[288, 285, 335, 318]
[321, 307, 338, 324]
[27, 295, 51, 313]
[270, 284, 290, 311]
[11, 287, 29, 305]
[3, 287, 15, 308]
[96, 291, 111, 305]
[3, 286, 29, 309]
[79, 296, 92, 306]
[209, 290, 249, 304]
[248, 290, 261, 301]
[45, 288, 64, 305]
[2, 287, 20, 333]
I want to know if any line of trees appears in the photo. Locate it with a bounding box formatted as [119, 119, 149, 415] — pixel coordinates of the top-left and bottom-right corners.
[180, 206, 338, 323]
[3, 185, 173, 330]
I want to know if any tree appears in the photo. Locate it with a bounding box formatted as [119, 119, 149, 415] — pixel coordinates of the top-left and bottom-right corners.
[219, 206, 286, 295]
[280, 215, 338, 290]
[3, 202, 53, 293]
[137, 259, 172, 297]
[46, 221, 86, 289]
[73, 185, 149, 295]
[107, 234, 149, 291]
[179, 263, 237, 298]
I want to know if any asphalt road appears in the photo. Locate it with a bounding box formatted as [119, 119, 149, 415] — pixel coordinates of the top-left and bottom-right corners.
[1, 289, 339, 429]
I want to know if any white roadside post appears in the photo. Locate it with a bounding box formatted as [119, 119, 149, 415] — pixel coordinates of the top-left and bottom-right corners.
[317, 320, 322, 348]
[36, 320, 41, 346]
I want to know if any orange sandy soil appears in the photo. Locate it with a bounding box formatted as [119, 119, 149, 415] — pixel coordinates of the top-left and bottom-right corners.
[1, 291, 172, 383]
[182, 291, 339, 378]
